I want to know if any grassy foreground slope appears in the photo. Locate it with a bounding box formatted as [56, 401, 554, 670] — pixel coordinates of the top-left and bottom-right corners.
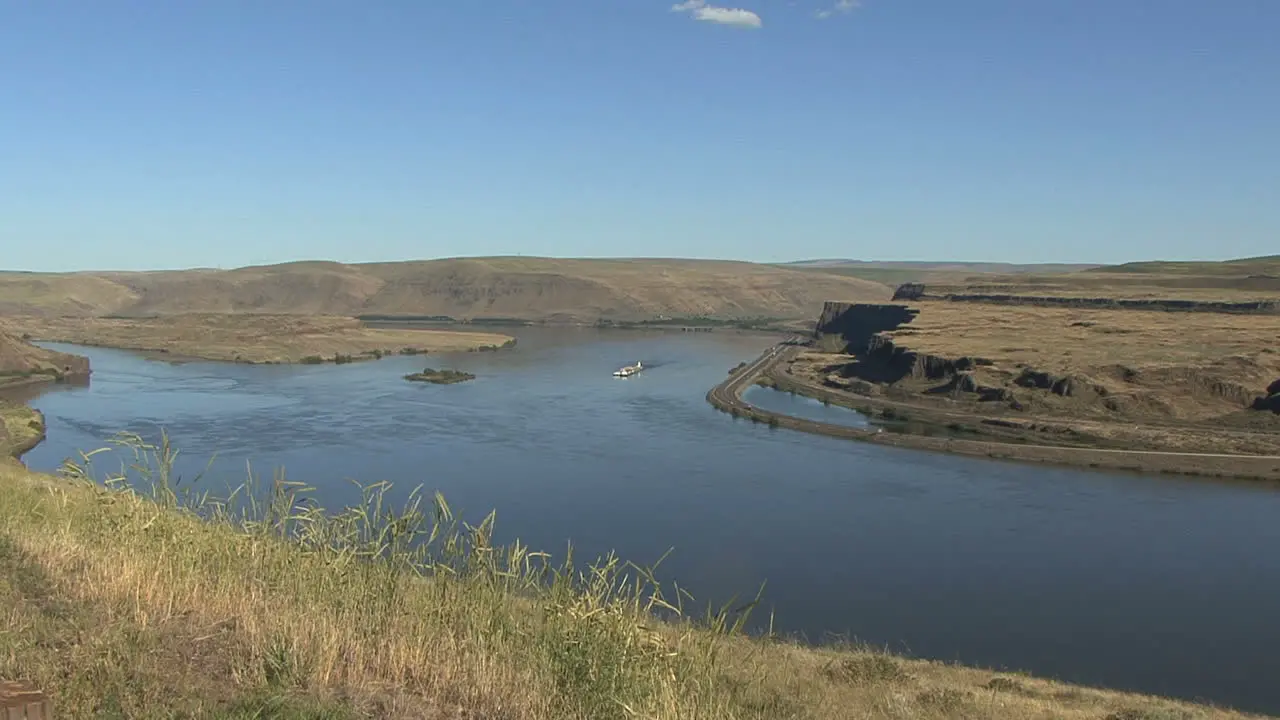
[0, 258, 891, 322]
[0, 431, 1265, 718]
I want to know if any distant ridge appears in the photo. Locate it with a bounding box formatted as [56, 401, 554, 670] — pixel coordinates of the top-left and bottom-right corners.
[0, 257, 891, 322]
[1096, 256, 1280, 275]
[783, 260, 1102, 273]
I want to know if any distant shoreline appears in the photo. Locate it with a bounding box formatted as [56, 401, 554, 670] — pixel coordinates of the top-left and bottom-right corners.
[362, 317, 803, 337]
[3, 315, 516, 366]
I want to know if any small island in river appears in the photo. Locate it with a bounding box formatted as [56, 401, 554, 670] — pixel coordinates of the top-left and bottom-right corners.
[405, 367, 475, 384]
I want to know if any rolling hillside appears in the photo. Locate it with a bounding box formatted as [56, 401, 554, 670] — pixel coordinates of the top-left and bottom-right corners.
[781, 260, 1101, 286]
[0, 258, 891, 322]
[1092, 255, 1280, 276]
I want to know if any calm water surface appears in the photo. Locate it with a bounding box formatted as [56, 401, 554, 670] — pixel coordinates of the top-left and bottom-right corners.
[14, 328, 1280, 714]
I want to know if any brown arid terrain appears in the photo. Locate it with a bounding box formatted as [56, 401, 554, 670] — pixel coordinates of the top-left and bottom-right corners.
[887, 255, 1280, 303]
[786, 308, 1280, 457]
[1, 431, 1270, 718]
[781, 260, 1103, 287]
[0, 332, 88, 457]
[769, 258, 1280, 469]
[0, 329, 90, 388]
[0, 257, 891, 323]
[0, 314, 514, 365]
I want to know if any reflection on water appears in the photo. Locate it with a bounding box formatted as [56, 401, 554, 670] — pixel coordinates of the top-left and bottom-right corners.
[0, 375, 91, 407]
[742, 385, 871, 429]
[18, 328, 1280, 714]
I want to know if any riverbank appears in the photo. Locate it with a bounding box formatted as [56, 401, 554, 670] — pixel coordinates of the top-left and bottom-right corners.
[0, 437, 1266, 719]
[0, 314, 515, 365]
[710, 346, 1280, 481]
[0, 402, 45, 459]
[0, 330, 91, 389]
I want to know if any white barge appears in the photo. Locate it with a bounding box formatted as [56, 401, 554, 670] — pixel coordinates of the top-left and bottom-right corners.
[613, 361, 644, 378]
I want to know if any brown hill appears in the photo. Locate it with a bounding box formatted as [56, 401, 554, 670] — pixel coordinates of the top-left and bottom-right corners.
[0, 258, 891, 322]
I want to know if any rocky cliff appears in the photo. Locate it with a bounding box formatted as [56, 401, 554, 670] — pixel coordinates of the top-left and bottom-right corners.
[813, 302, 919, 354]
[1255, 378, 1280, 414]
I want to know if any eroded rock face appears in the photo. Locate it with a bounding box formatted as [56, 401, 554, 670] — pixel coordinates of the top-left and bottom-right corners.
[892, 283, 927, 301]
[1015, 369, 1088, 398]
[1051, 377, 1077, 398]
[928, 372, 1012, 403]
[1016, 369, 1055, 391]
[814, 302, 919, 354]
[862, 334, 960, 382]
[1246, 379, 1280, 414]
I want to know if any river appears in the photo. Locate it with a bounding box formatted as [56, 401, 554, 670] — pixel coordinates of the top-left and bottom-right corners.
[11, 327, 1280, 714]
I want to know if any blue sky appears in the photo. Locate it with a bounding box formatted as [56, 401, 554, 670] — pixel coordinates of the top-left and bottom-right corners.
[2, 1, 1277, 272]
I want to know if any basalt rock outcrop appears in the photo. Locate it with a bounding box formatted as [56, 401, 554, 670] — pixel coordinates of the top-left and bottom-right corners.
[861, 334, 993, 384]
[1253, 379, 1280, 414]
[891, 283, 927, 301]
[814, 302, 919, 354]
[1253, 395, 1280, 414]
[929, 372, 1013, 402]
[1014, 369, 1100, 398]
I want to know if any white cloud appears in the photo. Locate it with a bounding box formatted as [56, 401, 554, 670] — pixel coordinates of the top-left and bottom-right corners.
[671, 0, 763, 29]
[815, 0, 860, 19]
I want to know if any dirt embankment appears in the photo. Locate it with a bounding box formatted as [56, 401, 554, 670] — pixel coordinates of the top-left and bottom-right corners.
[1, 315, 515, 365]
[0, 330, 90, 388]
[790, 301, 1280, 460]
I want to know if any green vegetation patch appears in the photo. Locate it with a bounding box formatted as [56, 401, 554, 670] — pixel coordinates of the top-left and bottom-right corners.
[404, 367, 476, 384]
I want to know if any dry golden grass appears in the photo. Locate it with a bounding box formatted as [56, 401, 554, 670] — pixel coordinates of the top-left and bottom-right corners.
[0, 436, 1265, 720]
[0, 271, 141, 316]
[896, 302, 1280, 377]
[1, 314, 513, 364]
[788, 297, 1280, 457]
[887, 301, 1280, 421]
[0, 257, 891, 322]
